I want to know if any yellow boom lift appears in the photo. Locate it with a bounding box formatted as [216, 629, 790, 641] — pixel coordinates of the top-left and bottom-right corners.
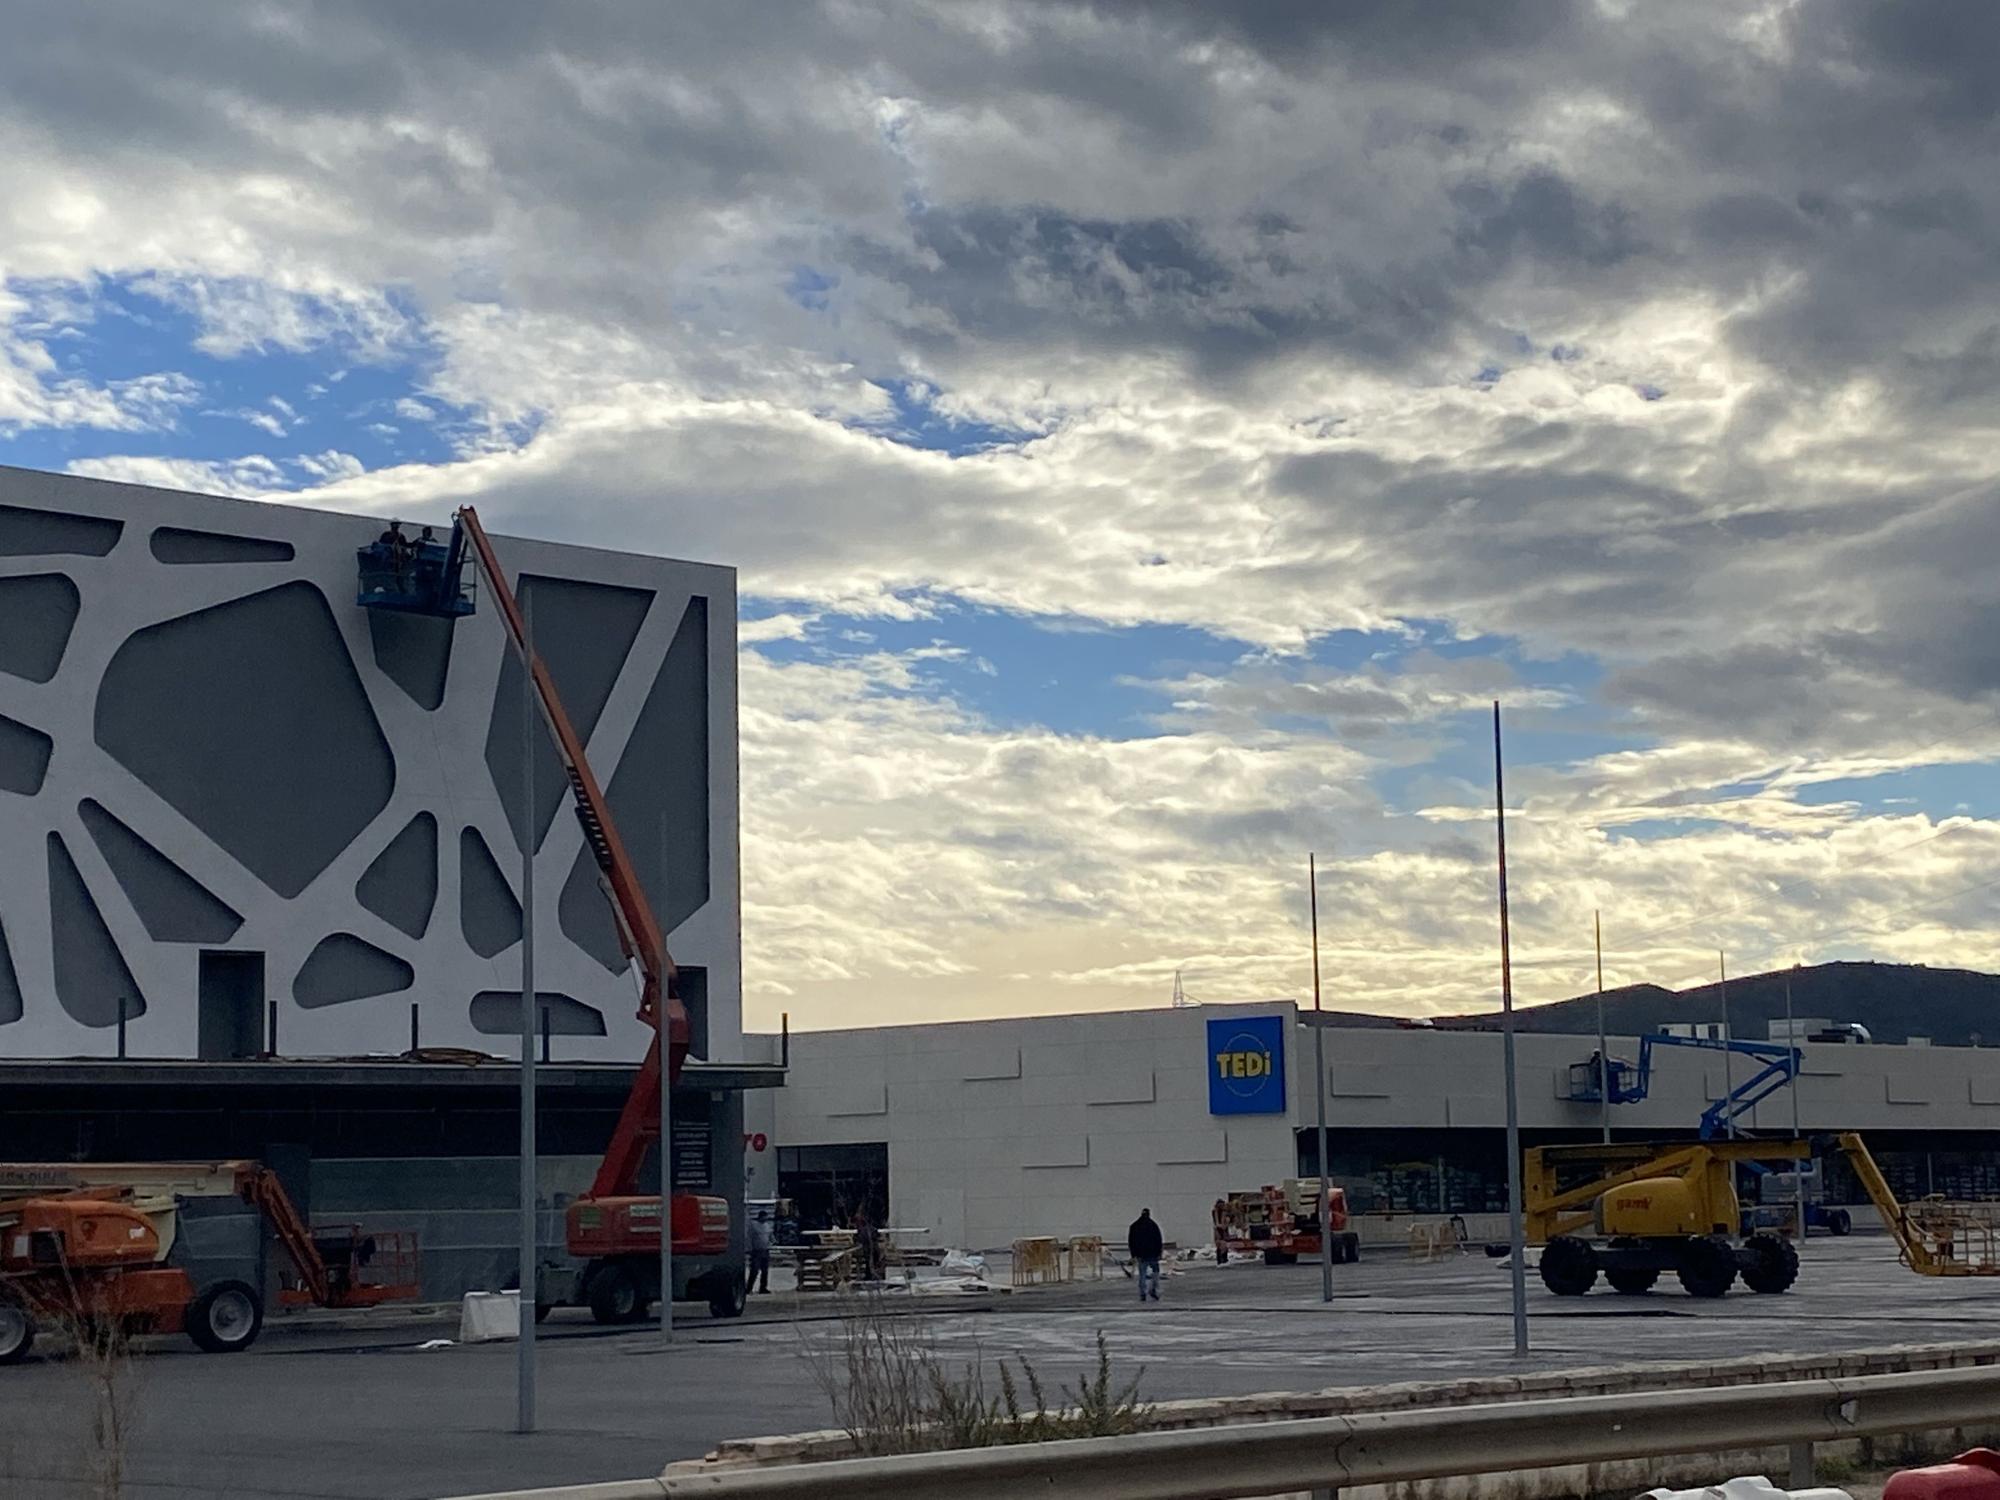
[1837, 1132, 2000, 1278]
[1522, 1132, 2000, 1299]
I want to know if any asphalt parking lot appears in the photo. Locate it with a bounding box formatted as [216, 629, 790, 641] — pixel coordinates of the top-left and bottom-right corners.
[4, 1234, 1995, 1500]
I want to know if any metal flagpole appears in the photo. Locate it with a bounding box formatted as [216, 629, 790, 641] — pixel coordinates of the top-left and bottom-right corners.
[1719, 952, 1734, 1140]
[517, 592, 537, 1434]
[1785, 971, 1805, 1242]
[1311, 853, 1332, 1305]
[1595, 911, 1610, 1145]
[660, 813, 674, 1342]
[1492, 703, 1528, 1357]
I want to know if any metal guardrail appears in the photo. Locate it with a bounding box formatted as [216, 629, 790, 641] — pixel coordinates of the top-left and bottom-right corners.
[444, 1362, 2000, 1500]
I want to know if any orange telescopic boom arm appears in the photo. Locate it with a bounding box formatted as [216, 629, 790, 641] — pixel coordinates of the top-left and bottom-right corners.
[455, 507, 689, 1199]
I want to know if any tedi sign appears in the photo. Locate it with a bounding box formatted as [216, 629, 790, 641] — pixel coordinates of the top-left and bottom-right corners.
[1206, 1014, 1287, 1116]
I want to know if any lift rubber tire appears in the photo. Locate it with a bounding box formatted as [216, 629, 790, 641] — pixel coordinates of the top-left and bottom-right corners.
[707, 1269, 748, 1320]
[1605, 1267, 1660, 1294]
[0, 1301, 33, 1365]
[186, 1282, 264, 1354]
[1602, 1237, 1658, 1294]
[1740, 1231, 1800, 1294]
[1262, 1249, 1297, 1266]
[588, 1264, 647, 1325]
[1828, 1209, 1853, 1237]
[1538, 1235, 1599, 1296]
[1675, 1236, 1738, 1298]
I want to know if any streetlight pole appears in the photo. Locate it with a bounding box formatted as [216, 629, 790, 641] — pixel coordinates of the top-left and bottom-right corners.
[1311, 853, 1332, 1306]
[660, 814, 675, 1342]
[1785, 971, 1805, 1242]
[1719, 952, 1734, 1140]
[1594, 911, 1610, 1146]
[516, 594, 537, 1434]
[1492, 703, 1528, 1357]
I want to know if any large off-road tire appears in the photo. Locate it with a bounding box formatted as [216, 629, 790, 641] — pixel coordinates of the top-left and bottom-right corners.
[186, 1282, 264, 1353]
[1538, 1235, 1598, 1296]
[1604, 1237, 1659, 1294]
[1740, 1231, 1801, 1294]
[706, 1269, 748, 1320]
[0, 1301, 33, 1365]
[1675, 1236, 1738, 1298]
[587, 1263, 647, 1325]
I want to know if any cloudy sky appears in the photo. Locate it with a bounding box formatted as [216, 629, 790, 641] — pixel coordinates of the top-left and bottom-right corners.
[4, 1, 1998, 1028]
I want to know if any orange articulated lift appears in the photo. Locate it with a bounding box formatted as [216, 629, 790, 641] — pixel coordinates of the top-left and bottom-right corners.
[1217, 1179, 1361, 1266]
[451, 510, 741, 1322]
[0, 1161, 418, 1365]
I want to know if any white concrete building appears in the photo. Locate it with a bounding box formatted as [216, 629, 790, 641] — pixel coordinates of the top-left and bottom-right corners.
[0, 465, 741, 1066]
[746, 1002, 2000, 1252]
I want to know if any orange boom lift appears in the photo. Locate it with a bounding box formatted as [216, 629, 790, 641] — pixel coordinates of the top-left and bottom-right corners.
[448, 510, 741, 1321]
[0, 1160, 418, 1364]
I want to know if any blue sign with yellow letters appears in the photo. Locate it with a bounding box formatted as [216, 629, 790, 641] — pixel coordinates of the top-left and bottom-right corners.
[1207, 1014, 1286, 1115]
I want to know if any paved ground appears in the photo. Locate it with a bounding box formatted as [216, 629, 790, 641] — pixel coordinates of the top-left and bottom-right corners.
[4, 1234, 1996, 1499]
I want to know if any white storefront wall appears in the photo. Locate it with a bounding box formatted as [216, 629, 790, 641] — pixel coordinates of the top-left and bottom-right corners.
[749, 1003, 2000, 1253]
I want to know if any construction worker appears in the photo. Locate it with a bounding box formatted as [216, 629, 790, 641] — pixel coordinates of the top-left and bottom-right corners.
[749, 1206, 773, 1294]
[853, 1207, 882, 1282]
[1127, 1207, 1164, 1302]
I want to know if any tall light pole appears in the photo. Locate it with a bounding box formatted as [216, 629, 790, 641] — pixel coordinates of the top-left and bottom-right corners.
[1310, 853, 1332, 1305]
[1785, 971, 1805, 1242]
[1492, 703, 1528, 1357]
[660, 814, 675, 1342]
[1718, 952, 1734, 1140]
[1594, 911, 1610, 1146]
[516, 593, 538, 1434]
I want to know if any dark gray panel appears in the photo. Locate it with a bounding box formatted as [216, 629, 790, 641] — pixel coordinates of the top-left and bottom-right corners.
[94, 582, 395, 897]
[0, 916, 21, 1025]
[47, 831, 145, 1026]
[0, 502, 122, 558]
[484, 575, 653, 853]
[469, 991, 607, 1037]
[559, 598, 710, 970]
[368, 609, 455, 711]
[150, 526, 295, 564]
[357, 811, 438, 939]
[294, 933, 415, 1008]
[0, 574, 80, 683]
[198, 951, 265, 1060]
[458, 826, 521, 958]
[78, 798, 243, 943]
[0, 714, 52, 796]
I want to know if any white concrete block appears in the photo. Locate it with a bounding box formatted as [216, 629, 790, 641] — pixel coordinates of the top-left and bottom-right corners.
[1020, 1135, 1089, 1169]
[459, 1291, 519, 1343]
[1154, 1131, 1228, 1165]
[1086, 1068, 1157, 1105]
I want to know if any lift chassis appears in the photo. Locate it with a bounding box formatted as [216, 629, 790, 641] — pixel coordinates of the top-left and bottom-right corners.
[1523, 1139, 1804, 1299]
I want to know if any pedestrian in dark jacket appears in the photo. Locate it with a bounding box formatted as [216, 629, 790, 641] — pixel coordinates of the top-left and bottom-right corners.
[1127, 1208, 1164, 1302]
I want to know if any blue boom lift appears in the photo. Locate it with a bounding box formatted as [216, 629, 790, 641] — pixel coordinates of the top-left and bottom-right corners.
[1565, 1032, 1853, 1234]
[1566, 1032, 1801, 1141]
[355, 521, 475, 617]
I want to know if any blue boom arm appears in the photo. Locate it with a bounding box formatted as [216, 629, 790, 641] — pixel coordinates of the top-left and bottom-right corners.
[1589, 1032, 1801, 1138]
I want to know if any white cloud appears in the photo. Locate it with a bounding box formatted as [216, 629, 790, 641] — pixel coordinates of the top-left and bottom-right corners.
[291, 448, 365, 483]
[65, 452, 284, 497]
[8, 2, 2000, 1022]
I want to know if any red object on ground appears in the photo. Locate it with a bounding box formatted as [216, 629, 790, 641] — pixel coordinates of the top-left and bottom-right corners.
[1885, 1450, 2000, 1500]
